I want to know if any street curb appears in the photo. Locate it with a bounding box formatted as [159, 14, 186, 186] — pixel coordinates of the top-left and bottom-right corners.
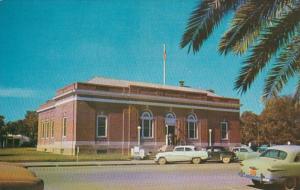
[23, 162, 156, 168]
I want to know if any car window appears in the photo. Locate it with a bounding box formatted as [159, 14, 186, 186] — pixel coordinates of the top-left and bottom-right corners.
[260, 149, 287, 160]
[185, 147, 193, 151]
[294, 154, 300, 162]
[240, 148, 248, 152]
[175, 147, 184, 152]
[232, 148, 239, 152]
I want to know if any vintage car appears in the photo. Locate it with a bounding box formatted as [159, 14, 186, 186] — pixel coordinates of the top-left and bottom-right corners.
[257, 144, 270, 153]
[232, 146, 260, 161]
[0, 162, 44, 190]
[239, 145, 300, 190]
[154, 145, 208, 165]
[205, 146, 236, 164]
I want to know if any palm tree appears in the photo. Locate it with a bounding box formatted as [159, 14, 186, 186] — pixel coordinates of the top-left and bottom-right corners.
[181, 0, 300, 101]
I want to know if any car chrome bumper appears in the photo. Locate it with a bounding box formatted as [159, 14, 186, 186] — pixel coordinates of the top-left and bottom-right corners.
[238, 171, 283, 184]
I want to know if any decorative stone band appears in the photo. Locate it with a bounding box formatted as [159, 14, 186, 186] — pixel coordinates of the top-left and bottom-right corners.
[37, 141, 241, 149]
[38, 94, 240, 113]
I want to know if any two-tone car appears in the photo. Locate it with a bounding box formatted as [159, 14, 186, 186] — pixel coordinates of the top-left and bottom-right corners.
[232, 146, 260, 161]
[239, 145, 300, 190]
[154, 145, 208, 165]
[205, 146, 236, 164]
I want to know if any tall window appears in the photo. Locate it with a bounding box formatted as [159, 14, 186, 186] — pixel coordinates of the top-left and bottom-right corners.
[140, 111, 153, 138]
[45, 121, 48, 138]
[51, 121, 54, 138]
[221, 122, 228, 140]
[97, 115, 107, 137]
[187, 114, 198, 139]
[41, 123, 44, 138]
[63, 117, 67, 137]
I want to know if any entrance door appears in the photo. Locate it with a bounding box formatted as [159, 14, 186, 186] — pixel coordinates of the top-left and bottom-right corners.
[165, 112, 176, 146]
[167, 126, 175, 145]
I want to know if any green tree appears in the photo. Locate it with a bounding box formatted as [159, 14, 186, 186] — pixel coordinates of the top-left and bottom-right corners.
[181, 0, 300, 100]
[23, 111, 38, 145]
[0, 115, 5, 147]
[240, 111, 260, 145]
[259, 96, 300, 144]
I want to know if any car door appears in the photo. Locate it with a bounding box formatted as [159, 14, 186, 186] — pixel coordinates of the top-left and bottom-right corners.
[283, 153, 300, 177]
[183, 147, 194, 161]
[169, 147, 185, 162]
[239, 148, 248, 160]
[211, 147, 221, 161]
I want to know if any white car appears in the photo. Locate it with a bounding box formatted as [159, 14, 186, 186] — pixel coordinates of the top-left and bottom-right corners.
[154, 145, 208, 165]
[232, 146, 260, 161]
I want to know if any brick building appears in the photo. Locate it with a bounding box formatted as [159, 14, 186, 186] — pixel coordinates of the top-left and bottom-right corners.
[37, 77, 241, 155]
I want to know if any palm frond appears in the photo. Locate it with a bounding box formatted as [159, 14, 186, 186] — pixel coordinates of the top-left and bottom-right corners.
[263, 36, 300, 99]
[219, 0, 293, 55]
[180, 0, 246, 53]
[235, 3, 300, 93]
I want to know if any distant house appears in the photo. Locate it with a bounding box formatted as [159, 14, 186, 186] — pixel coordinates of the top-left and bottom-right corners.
[4, 134, 30, 147]
[37, 77, 241, 155]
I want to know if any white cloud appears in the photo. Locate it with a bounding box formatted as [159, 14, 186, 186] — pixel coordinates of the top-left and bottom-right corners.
[0, 88, 36, 98]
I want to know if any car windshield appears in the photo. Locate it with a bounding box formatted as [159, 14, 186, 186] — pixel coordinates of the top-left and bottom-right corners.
[260, 149, 287, 160]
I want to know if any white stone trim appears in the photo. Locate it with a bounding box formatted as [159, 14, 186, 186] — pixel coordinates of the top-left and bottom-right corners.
[38, 95, 240, 113]
[76, 96, 240, 113]
[75, 89, 239, 108]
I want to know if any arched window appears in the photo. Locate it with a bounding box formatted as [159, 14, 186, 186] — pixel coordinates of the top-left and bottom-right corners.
[140, 111, 153, 138]
[187, 114, 198, 139]
[165, 112, 176, 126]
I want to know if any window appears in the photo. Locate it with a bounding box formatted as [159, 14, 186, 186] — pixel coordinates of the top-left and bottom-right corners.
[221, 122, 228, 140]
[294, 154, 300, 162]
[41, 123, 44, 138]
[96, 115, 107, 137]
[175, 147, 184, 152]
[185, 147, 193, 151]
[62, 117, 67, 137]
[140, 111, 153, 138]
[240, 148, 248, 152]
[187, 114, 197, 139]
[260, 149, 287, 160]
[51, 121, 54, 138]
[45, 122, 48, 138]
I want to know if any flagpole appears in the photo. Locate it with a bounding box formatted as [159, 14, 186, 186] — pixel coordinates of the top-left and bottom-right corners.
[163, 44, 166, 85]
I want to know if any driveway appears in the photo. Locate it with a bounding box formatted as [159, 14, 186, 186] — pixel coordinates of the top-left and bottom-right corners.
[30, 163, 281, 190]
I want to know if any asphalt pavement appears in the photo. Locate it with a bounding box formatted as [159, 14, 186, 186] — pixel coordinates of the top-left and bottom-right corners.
[29, 163, 282, 190]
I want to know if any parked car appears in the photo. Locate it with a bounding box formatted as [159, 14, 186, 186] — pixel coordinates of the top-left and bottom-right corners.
[0, 162, 44, 190]
[154, 145, 208, 165]
[232, 146, 260, 161]
[239, 145, 300, 190]
[205, 146, 236, 164]
[257, 144, 270, 153]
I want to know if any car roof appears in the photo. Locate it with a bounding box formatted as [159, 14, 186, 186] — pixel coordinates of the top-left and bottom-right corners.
[174, 145, 194, 149]
[268, 145, 300, 153]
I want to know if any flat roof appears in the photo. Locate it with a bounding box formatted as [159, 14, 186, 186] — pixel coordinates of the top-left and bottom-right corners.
[87, 77, 222, 97]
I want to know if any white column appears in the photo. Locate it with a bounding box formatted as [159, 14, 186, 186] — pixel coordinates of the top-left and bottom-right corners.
[209, 129, 212, 147]
[137, 126, 141, 146]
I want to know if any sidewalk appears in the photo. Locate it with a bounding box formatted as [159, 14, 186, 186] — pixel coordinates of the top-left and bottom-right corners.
[20, 160, 155, 168]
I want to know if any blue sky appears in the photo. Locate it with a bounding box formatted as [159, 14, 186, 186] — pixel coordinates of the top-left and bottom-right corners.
[0, 0, 296, 121]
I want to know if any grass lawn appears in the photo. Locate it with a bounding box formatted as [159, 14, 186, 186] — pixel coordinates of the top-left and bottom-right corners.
[0, 148, 131, 162]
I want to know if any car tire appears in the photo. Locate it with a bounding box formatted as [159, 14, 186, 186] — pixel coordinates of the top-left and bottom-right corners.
[283, 177, 297, 190]
[158, 157, 167, 165]
[192, 157, 201, 164]
[222, 157, 230, 164]
[252, 179, 262, 187]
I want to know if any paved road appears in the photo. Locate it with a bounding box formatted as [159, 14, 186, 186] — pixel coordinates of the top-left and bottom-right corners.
[30, 163, 280, 190]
